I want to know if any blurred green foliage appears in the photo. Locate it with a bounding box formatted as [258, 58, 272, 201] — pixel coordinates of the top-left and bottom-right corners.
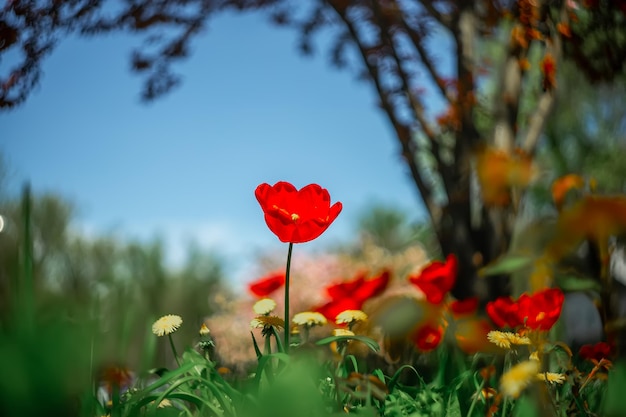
[539, 61, 626, 193]
[0, 177, 229, 415]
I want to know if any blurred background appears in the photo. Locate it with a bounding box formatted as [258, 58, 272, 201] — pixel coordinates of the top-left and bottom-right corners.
[0, 11, 430, 290]
[0, 10, 443, 377]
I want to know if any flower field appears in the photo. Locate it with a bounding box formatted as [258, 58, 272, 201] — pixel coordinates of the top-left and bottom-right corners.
[1, 179, 626, 417]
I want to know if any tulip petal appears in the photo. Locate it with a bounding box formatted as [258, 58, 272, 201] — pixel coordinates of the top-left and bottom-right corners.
[255, 181, 342, 243]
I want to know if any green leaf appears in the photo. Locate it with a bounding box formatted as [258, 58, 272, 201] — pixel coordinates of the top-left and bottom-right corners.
[270, 325, 285, 353]
[602, 359, 626, 417]
[253, 352, 291, 387]
[387, 365, 424, 393]
[445, 392, 462, 417]
[251, 331, 262, 360]
[554, 273, 602, 292]
[316, 335, 380, 352]
[135, 362, 197, 394]
[479, 254, 533, 276]
[513, 395, 539, 417]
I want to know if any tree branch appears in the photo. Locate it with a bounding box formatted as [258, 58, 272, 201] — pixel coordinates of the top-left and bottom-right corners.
[421, 0, 453, 30]
[397, 15, 455, 105]
[369, 1, 452, 196]
[325, 2, 441, 225]
[523, 1, 566, 155]
[451, 3, 478, 200]
[522, 91, 554, 154]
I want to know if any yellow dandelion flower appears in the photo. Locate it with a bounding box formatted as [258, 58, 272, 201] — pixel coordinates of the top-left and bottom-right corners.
[152, 315, 183, 336]
[500, 360, 541, 398]
[292, 312, 327, 327]
[250, 315, 285, 330]
[529, 351, 540, 361]
[333, 328, 355, 337]
[488, 330, 512, 348]
[336, 310, 368, 325]
[199, 323, 211, 336]
[537, 372, 566, 384]
[253, 298, 277, 315]
[158, 399, 172, 408]
[509, 333, 531, 346]
[487, 330, 531, 349]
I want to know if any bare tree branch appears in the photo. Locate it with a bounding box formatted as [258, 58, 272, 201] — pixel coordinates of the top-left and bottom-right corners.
[421, 0, 453, 30]
[523, 1, 567, 154]
[325, 1, 441, 225]
[522, 91, 554, 154]
[369, 1, 452, 197]
[450, 3, 478, 198]
[397, 16, 455, 105]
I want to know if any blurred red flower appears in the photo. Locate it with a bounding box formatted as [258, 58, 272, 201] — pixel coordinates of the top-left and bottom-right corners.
[579, 341, 613, 362]
[486, 296, 522, 328]
[408, 254, 457, 304]
[315, 270, 390, 321]
[316, 298, 363, 322]
[248, 271, 285, 297]
[255, 181, 342, 243]
[541, 53, 557, 90]
[486, 288, 564, 331]
[100, 365, 135, 395]
[449, 297, 479, 318]
[412, 323, 444, 351]
[518, 288, 564, 330]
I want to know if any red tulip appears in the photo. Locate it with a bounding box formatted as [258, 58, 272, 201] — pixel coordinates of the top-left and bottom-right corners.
[325, 270, 390, 301]
[518, 288, 564, 331]
[449, 297, 479, 318]
[248, 271, 285, 297]
[412, 323, 444, 351]
[315, 270, 390, 321]
[487, 288, 565, 331]
[486, 296, 522, 328]
[353, 270, 390, 301]
[255, 181, 342, 243]
[579, 341, 613, 362]
[408, 254, 457, 304]
[325, 272, 369, 299]
[315, 298, 363, 323]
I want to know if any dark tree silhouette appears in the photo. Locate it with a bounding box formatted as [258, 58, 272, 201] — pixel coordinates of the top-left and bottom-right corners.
[2, 0, 625, 302]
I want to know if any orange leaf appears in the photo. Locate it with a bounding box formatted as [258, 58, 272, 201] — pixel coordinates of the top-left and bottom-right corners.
[476, 147, 536, 206]
[455, 318, 498, 354]
[557, 22, 572, 37]
[551, 173, 584, 210]
[548, 195, 626, 260]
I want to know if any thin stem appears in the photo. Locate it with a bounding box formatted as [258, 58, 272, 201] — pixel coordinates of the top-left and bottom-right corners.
[284, 243, 294, 353]
[467, 377, 485, 417]
[111, 383, 121, 417]
[20, 183, 34, 333]
[264, 330, 272, 355]
[271, 325, 285, 353]
[168, 334, 181, 367]
[501, 351, 513, 416]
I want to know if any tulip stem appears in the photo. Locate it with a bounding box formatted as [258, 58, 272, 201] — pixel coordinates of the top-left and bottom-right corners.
[284, 242, 294, 353]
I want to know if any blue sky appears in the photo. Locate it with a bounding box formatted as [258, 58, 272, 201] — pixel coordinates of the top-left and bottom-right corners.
[0, 11, 434, 286]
